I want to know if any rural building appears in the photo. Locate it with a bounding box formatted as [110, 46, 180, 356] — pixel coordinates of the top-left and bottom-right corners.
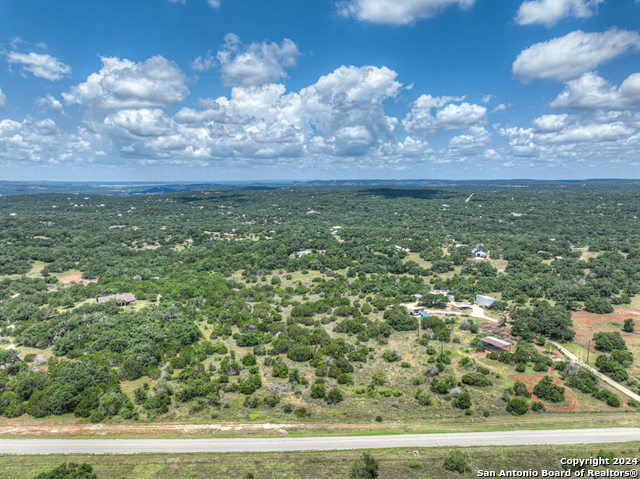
[554, 256, 563, 260]
[480, 336, 513, 352]
[408, 306, 426, 316]
[97, 293, 136, 306]
[290, 250, 312, 258]
[474, 249, 488, 259]
[475, 294, 496, 308]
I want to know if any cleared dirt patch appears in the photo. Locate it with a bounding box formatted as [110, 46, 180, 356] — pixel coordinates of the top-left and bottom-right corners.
[571, 306, 640, 374]
[572, 306, 640, 343]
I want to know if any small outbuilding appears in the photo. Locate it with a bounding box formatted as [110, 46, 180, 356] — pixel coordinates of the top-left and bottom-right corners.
[474, 249, 488, 259]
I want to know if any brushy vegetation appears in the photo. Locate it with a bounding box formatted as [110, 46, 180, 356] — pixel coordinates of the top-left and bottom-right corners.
[0, 184, 638, 423]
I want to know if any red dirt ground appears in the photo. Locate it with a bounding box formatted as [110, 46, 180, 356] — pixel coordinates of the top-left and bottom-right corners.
[513, 368, 579, 411]
[570, 306, 640, 345]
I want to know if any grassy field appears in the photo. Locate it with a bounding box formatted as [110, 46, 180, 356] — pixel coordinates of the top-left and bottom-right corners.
[1, 442, 639, 479]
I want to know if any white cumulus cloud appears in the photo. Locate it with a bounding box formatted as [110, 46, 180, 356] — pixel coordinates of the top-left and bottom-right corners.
[91, 64, 404, 163]
[63, 55, 189, 110]
[513, 28, 640, 82]
[6, 52, 71, 81]
[0, 117, 91, 163]
[403, 95, 487, 134]
[515, 0, 604, 27]
[191, 50, 216, 71]
[491, 103, 512, 113]
[0, 87, 6, 109]
[34, 94, 66, 116]
[217, 34, 301, 87]
[551, 72, 640, 109]
[337, 0, 475, 25]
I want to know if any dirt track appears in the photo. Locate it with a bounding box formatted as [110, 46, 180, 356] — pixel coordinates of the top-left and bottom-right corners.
[513, 368, 579, 411]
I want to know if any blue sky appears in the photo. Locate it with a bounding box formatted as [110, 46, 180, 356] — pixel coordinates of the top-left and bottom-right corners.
[0, 0, 639, 181]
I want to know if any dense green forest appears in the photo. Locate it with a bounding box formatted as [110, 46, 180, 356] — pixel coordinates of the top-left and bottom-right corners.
[0, 184, 639, 423]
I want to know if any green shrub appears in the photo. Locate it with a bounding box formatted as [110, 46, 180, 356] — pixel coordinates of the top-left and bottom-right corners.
[533, 361, 548, 373]
[408, 460, 421, 469]
[592, 389, 621, 407]
[283, 403, 294, 413]
[593, 332, 627, 352]
[531, 401, 545, 412]
[430, 375, 456, 395]
[533, 376, 565, 403]
[453, 392, 472, 409]
[310, 383, 326, 399]
[243, 396, 260, 408]
[263, 394, 281, 408]
[287, 345, 313, 362]
[379, 388, 393, 397]
[34, 462, 97, 479]
[415, 388, 434, 406]
[585, 297, 614, 314]
[515, 362, 526, 372]
[23, 353, 36, 363]
[294, 407, 308, 418]
[382, 350, 402, 362]
[371, 371, 387, 385]
[443, 450, 472, 473]
[401, 361, 411, 368]
[337, 373, 354, 385]
[241, 353, 257, 366]
[506, 397, 529, 416]
[623, 318, 635, 333]
[375, 415, 382, 422]
[350, 452, 379, 478]
[461, 373, 492, 387]
[325, 387, 344, 405]
[513, 381, 532, 398]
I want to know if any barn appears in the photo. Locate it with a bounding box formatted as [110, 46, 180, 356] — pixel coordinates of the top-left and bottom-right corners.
[480, 336, 513, 352]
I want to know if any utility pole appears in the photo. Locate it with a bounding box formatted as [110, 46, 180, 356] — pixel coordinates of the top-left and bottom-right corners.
[440, 341, 444, 362]
[586, 340, 590, 364]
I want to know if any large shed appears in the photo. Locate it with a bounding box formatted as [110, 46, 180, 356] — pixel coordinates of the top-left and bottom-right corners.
[480, 336, 512, 351]
[476, 294, 496, 308]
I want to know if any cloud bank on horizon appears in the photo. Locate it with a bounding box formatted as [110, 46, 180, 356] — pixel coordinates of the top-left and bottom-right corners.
[0, 0, 639, 180]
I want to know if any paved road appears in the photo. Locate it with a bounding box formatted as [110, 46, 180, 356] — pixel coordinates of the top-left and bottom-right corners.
[2, 428, 639, 454]
[549, 340, 640, 403]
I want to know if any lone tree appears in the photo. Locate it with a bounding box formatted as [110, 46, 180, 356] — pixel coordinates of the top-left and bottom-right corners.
[351, 452, 379, 478]
[443, 450, 472, 473]
[623, 318, 635, 333]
